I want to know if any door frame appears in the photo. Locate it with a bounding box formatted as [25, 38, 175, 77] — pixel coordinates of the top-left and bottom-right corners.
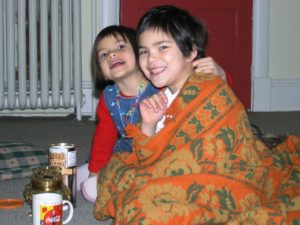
[252, 0, 271, 111]
[92, 0, 270, 115]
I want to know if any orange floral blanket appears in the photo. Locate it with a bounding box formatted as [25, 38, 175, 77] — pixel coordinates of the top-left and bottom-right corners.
[94, 74, 300, 225]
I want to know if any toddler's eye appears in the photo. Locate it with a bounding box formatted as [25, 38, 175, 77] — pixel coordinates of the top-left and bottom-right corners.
[139, 49, 148, 55]
[117, 44, 126, 50]
[99, 52, 108, 61]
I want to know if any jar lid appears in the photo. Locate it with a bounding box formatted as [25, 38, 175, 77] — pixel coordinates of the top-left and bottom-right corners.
[31, 166, 62, 191]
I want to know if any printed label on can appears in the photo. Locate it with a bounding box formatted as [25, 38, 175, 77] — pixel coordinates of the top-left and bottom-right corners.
[49, 151, 67, 168]
[39, 204, 62, 225]
[49, 144, 76, 170]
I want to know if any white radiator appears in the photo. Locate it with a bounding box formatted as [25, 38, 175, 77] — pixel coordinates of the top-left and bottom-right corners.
[0, 0, 83, 120]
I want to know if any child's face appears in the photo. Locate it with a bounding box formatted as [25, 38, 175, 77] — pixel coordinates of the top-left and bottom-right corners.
[96, 34, 137, 82]
[138, 29, 196, 93]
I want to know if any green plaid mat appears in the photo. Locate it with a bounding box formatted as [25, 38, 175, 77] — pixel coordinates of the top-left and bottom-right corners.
[0, 140, 48, 180]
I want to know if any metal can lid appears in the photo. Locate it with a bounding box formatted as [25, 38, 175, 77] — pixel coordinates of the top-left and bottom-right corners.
[49, 143, 75, 148]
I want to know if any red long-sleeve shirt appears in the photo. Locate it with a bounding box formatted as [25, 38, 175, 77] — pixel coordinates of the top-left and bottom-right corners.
[88, 73, 233, 173]
[88, 96, 118, 173]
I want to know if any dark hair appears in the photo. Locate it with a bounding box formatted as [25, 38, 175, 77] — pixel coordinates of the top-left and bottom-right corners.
[92, 25, 139, 89]
[136, 5, 208, 59]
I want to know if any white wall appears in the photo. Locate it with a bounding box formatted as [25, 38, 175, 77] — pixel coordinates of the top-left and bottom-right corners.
[269, 0, 300, 80]
[268, 0, 300, 111]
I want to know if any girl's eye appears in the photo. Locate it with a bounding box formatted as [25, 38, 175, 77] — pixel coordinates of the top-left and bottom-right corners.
[159, 45, 168, 51]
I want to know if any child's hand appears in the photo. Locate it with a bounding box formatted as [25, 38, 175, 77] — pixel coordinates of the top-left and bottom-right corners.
[139, 91, 168, 136]
[192, 57, 226, 81]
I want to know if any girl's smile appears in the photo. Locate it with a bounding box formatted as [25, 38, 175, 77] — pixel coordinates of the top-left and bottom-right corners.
[148, 66, 166, 77]
[109, 59, 125, 70]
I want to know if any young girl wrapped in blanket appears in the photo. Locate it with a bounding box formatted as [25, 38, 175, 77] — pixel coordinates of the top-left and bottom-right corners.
[94, 5, 300, 224]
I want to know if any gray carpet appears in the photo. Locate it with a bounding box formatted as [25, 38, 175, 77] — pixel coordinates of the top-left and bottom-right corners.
[0, 111, 299, 225]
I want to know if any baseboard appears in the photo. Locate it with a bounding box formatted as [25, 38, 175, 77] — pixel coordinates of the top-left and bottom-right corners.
[252, 77, 300, 111]
[252, 77, 272, 111]
[0, 108, 74, 117]
[270, 79, 300, 111]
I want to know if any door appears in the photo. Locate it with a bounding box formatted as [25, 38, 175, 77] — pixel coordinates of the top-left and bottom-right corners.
[120, 0, 252, 109]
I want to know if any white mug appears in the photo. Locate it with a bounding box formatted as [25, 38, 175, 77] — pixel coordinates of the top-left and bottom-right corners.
[32, 193, 73, 225]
